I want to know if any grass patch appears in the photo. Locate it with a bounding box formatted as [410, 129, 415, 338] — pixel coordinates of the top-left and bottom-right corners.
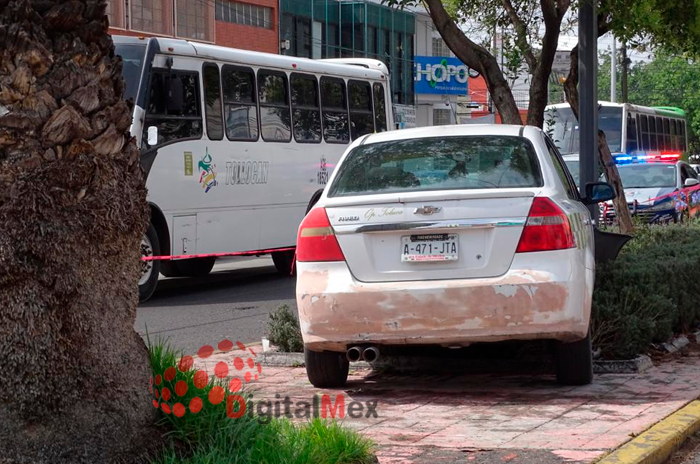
[148, 339, 374, 464]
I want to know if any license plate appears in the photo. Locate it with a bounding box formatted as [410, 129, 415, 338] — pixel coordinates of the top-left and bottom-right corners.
[401, 234, 458, 262]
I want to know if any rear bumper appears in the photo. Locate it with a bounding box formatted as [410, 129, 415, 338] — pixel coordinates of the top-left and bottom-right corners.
[296, 250, 593, 353]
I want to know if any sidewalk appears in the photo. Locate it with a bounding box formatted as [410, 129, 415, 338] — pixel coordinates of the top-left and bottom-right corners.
[194, 347, 700, 464]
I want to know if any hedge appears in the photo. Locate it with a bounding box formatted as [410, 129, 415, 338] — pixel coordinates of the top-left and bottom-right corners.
[593, 221, 700, 359]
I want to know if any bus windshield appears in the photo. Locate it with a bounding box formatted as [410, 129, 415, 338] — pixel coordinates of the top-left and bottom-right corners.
[115, 43, 146, 102]
[545, 106, 623, 155]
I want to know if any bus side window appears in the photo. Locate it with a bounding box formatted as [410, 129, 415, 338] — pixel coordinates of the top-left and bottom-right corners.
[670, 119, 678, 151]
[203, 63, 224, 141]
[640, 115, 649, 150]
[290, 73, 321, 143]
[348, 80, 374, 139]
[662, 118, 670, 151]
[144, 70, 202, 148]
[681, 122, 687, 151]
[648, 116, 657, 150]
[222, 65, 258, 141]
[656, 117, 663, 150]
[373, 83, 387, 132]
[320, 76, 350, 144]
[258, 70, 292, 142]
[626, 114, 638, 153]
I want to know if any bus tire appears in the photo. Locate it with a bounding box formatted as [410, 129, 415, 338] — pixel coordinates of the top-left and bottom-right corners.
[272, 250, 295, 276]
[174, 257, 216, 277]
[139, 223, 161, 303]
[160, 261, 184, 278]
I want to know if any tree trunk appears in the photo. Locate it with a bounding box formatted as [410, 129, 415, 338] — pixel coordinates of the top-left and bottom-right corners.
[525, 1, 565, 128]
[0, 1, 157, 462]
[423, 0, 522, 124]
[563, 40, 634, 235]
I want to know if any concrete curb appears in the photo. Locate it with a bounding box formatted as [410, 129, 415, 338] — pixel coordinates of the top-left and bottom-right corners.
[259, 352, 654, 374]
[259, 351, 372, 369]
[596, 400, 700, 464]
[594, 355, 654, 374]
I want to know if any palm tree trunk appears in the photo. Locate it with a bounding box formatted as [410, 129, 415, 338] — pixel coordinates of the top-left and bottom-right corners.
[0, 1, 157, 461]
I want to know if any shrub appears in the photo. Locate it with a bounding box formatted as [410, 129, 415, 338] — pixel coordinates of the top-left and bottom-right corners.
[593, 221, 700, 358]
[267, 305, 304, 353]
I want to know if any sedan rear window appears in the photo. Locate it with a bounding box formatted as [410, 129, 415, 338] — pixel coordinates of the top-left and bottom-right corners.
[328, 136, 543, 197]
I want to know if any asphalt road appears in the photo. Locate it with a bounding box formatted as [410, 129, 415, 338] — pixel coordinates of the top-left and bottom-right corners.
[136, 257, 296, 355]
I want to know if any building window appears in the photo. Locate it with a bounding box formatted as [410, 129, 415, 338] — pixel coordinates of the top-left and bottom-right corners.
[130, 0, 170, 35]
[107, 0, 126, 29]
[176, 0, 213, 41]
[433, 108, 451, 126]
[215, 0, 273, 29]
[432, 36, 453, 57]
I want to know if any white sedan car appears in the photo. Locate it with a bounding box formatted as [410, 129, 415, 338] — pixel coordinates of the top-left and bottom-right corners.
[295, 125, 615, 387]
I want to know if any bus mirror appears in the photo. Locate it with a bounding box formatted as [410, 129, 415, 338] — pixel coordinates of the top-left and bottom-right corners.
[147, 126, 158, 146]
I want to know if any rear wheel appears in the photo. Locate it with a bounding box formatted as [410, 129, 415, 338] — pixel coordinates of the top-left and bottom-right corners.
[173, 257, 216, 277]
[555, 332, 593, 385]
[272, 249, 295, 276]
[139, 223, 161, 302]
[304, 348, 349, 388]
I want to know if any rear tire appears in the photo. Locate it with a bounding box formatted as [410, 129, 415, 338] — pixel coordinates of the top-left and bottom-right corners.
[555, 332, 593, 385]
[272, 250, 295, 276]
[173, 257, 216, 277]
[139, 223, 161, 303]
[304, 348, 349, 388]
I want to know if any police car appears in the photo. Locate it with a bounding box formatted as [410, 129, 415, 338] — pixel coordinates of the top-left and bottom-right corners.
[564, 154, 699, 223]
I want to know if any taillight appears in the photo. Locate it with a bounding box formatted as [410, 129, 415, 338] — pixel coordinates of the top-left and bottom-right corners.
[296, 208, 345, 262]
[516, 197, 576, 253]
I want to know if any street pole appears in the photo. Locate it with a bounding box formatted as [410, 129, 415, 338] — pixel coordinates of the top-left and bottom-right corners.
[621, 42, 629, 103]
[579, 0, 598, 219]
[610, 36, 617, 102]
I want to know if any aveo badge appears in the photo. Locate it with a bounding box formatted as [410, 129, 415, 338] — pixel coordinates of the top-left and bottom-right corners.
[198, 149, 218, 193]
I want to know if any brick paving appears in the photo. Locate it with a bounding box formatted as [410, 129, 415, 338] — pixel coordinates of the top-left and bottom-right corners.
[193, 348, 700, 464]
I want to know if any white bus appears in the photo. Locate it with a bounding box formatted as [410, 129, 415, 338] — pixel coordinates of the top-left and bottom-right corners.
[113, 36, 394, 301]
[544, 102, 688, 183]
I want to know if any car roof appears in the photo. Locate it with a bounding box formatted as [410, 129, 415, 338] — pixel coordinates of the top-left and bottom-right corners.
[360, 124, 538, 145]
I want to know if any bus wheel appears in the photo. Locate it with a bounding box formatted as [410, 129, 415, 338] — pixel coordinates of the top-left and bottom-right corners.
[174, 257, 216, 277]
[272, 250, 295, 276]
[160, 260, 184, 278]
[139, 223, 161, 302]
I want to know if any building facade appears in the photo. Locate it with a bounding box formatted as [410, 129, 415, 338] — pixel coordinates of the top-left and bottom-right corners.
[106, 0, 279, 54]
[279, 0, 415, 112]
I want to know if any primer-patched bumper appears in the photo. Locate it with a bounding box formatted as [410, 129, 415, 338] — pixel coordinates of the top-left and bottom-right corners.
[296, 250, 593, 352]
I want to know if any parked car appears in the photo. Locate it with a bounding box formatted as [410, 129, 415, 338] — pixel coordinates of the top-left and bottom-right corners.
[295, 125, 615, 387]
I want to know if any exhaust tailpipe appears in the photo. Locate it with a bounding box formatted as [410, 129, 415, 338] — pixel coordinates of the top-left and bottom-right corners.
[362, 346, 380, 363]
[346, 346, 363, 362]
